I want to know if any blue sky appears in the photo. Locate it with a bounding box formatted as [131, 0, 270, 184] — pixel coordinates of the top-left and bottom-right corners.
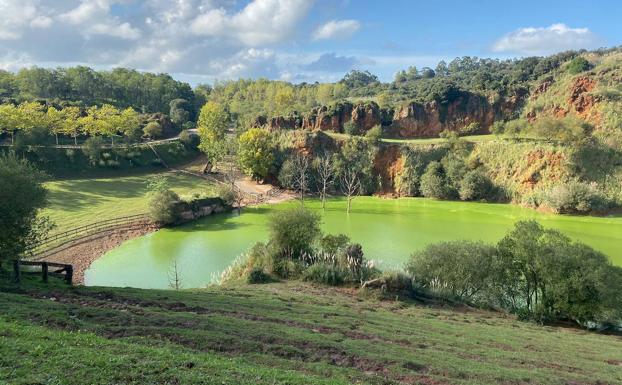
[0, 0, 619, 85]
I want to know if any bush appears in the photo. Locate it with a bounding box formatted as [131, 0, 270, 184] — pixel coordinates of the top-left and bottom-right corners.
[247, 267, 272, 284]
[459, 122, 481, 135]
[459, 170, 494, 201]
[268, 207, 321, 258]
[82, 136, 104, 164]
[302, 263, 345, 286]
[179, 129, 199, 149]
[143, 121, 163, 139]
[320, 234, 350, 255]
[542, 181, 608, 213]
[343, 121, 358, 135]
[364, 125, 383, 144]
[420, 161, 451, 199]
[381, 271, 413, 293]
[148, 189, 181, 225]
[567, 57, 591, 74]
[217, 184, 239, 207]
[407, 240, 497, 301]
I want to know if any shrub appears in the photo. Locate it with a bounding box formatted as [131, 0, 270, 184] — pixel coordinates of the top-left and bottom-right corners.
[217, 184, 239, 207]
[247, 267, 272, 284]
[179, 129, 199, 149]
[407, 240, 497, 301]
[143, 121, 163, 139]
[420, 161, 451, 199]
[343, 121, 358, 135]
[381, 271, 413, 293]
[302, 263, 345, 286]
[490, 121, 505, 135]
[82, 136, 104, 164]
[567, 57, 591, 74]
[320, 234, 350, 255]
[268, 207, 321, 258]
[148, 189, 181, 225]
[364, 125, 383, 144]
[459, 122, 481, 135]
[542, 181, 608, 213]
[459, 170, 494, 201]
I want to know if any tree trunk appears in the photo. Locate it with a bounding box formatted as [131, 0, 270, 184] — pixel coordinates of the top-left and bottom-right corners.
[347, 196, 352, 213]
[55, 133, 59, 146]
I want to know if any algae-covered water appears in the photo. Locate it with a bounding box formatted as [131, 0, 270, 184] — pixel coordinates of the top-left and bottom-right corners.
[85, 197, 622, 289]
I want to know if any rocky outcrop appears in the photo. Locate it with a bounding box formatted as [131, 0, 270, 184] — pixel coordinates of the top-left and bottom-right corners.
[390, 94, 496, 138]
[256, 101, 383, 133]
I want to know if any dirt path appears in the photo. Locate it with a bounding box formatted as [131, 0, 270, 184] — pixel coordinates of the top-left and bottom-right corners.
[41, 223, 159, 284]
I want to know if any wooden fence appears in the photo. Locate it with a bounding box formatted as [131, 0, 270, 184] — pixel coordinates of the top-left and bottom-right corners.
[26, 214, 150, 259]
[13, 260, 73, 284]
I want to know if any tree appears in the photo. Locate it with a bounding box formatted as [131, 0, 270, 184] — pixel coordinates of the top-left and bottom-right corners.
[339, 166, 361, 214]
[148, 189, 180, 225]
[168, 259, 183, 290]
[313, 154, 335, 209]
[169, 99, 191, 128]
[82, 136, 104, 164]
[0, 153, 53, 267]
[365, 125, 383, 144]
[197, 101, 229, 172]
[268, 206, 321, 258]
[238, 128, 274, 180]
[420, 161, 450, 199]
[286, 154, 311, 206]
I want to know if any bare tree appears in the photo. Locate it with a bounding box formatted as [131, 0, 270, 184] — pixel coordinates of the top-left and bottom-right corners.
[339, 166, 362, 213]
[314, 154, 334, 209]
[292, 154, 310, 206]
[168, 259, 183, 290]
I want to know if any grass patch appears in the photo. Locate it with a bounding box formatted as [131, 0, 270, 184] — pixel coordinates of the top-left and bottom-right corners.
[42, 171, 218, 232]
[1, 276, 621, 384]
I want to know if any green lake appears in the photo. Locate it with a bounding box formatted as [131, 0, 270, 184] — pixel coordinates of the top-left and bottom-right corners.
[85, 197, 622, 289]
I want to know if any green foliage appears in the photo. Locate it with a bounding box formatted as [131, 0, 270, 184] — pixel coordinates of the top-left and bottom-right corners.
[542, 181, 608, 214]
[320, 234, 350, 256]
[459, 170, 495, 201]
[81, 136, 104, 164]
[567, 57, 591, 74]
[408, 241, 497, 301]
[380, 271, 414, 293]
[178, 129, 199, 149]
[268, 207, 321, 258]
[531, 116, 592, 144]
[197, 101, 229, 164]
[143, 121, 162, 139]
[217, 184, 239, 207]
[169, 98, 191, 127]
[459, 122, 481, 135]
[148, 189, 181, 225]
[343, 120, 358, 135]
[246, 267, 272, 284]
[0, 153, 51, 265]
[238, 128, 275, 180]
[364, 125, 383, 144]
[419, 161, 451, 199]
[302, 263, 346, 286]
[407, 221, 622, 325]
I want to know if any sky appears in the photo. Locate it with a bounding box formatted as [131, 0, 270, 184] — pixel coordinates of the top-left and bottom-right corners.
[0, 0, 620, 85]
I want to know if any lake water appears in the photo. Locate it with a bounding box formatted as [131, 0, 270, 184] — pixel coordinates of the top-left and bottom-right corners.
[85, 197, 622, 289]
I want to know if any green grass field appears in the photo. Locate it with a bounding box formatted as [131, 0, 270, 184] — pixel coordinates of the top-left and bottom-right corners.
[1, 277, 620, 385]
[42, 172, 217, 232]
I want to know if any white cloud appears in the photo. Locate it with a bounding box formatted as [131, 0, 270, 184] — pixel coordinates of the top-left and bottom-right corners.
[89, 22, 142, 40]
[312, 19, 360, 41]
[190, 0, 313, 46]
[0, 0, 41, 39]
[492, 23, 602, 55]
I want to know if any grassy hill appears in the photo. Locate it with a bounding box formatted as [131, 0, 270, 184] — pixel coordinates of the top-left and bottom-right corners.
[1, 277, 621, 385]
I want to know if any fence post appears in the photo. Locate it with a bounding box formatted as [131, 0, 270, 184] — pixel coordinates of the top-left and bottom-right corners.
[41, 262, 48, 283]
[65, 265, 73, 285]
[13, 260, 21, 283]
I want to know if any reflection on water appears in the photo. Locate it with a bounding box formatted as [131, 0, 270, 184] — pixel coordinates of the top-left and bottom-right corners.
[85, 197, 622, 289]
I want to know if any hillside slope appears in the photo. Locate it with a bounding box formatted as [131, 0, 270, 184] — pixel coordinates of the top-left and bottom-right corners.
[1, 278, 621, 385]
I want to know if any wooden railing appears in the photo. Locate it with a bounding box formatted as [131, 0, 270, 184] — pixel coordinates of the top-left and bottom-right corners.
[26, 214, 150, 259]
[13, 260, 73, 285]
